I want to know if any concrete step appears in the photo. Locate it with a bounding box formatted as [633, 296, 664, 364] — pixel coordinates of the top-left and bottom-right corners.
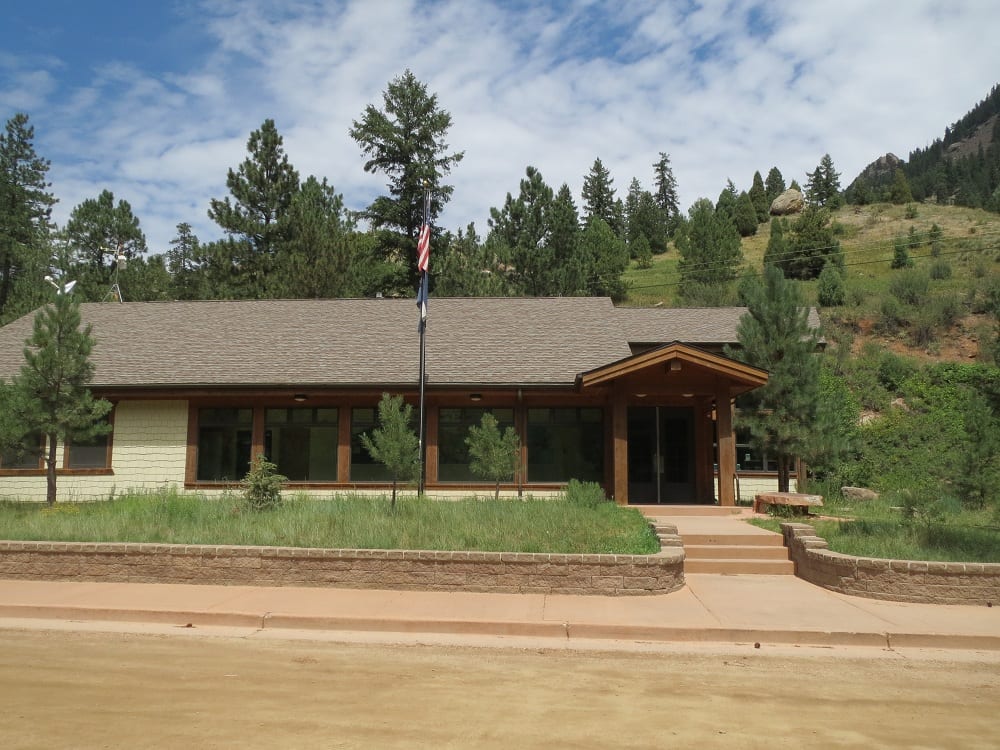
[681, 533, 784, 547]
[684, 558, 795, 575]
[684, 544, 790, 561]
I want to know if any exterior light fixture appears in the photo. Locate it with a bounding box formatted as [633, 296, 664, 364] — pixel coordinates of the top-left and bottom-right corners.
[469, 393, 483, 402]
[669, 360, 682, 372]
[293, 394, 308, 402]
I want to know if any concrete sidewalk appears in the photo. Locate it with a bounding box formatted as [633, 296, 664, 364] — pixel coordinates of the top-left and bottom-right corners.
[1, 573, 997, 650]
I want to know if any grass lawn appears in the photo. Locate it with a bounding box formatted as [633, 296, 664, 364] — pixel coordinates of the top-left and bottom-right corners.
[750, 495, 1000, 563]
[0, 490, 660, 555]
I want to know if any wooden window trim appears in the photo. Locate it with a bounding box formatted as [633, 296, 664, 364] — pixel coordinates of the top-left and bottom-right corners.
[63, 407, 116, 471]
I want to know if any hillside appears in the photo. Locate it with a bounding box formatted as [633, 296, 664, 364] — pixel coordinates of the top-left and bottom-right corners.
[623, 202, 1000, 364]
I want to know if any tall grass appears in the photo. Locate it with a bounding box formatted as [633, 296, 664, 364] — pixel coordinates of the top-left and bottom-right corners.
[0, 488, 659, 555]
[751, 492, 1000, 563]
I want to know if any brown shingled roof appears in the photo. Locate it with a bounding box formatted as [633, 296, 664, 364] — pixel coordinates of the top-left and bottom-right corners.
[0, 298, 816, 390]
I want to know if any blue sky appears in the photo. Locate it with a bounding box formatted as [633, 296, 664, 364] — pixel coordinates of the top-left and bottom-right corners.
[3, 0, 1000, 254]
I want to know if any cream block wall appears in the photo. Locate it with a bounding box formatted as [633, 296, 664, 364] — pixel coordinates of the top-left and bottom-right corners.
[0, 400, 189, 503]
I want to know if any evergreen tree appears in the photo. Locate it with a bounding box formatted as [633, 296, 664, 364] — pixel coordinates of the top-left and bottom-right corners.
[207, 119, 300, 298]
[764, 166, 786, 204]
[579, 216, 628, 301]
[166, 222, 204, 300]
[763, 217, 788, 268]
[817, 264, 846, 307]
[350, 70, 464, 288]
[805, 154, 842, 208]
[891, 233, 913, 269]
[625, 178, 668, 254]
[466, 412, 520, 501]
[360, 393, 420, 509]
[581, 158, 621, 236]
[776, 206, 842, 280]
[434, 224, 510, 297]
[0, 288, 112, 504]
[675, 198, 743, 300]
[64, 189, 147, 298]
[748, 170, 769, 223]
[549, 184, 586, 294]
[727, 266, 821, 492]
[889, 168, 914, 204]
[734, 191, 759, 237]
[715, 180, 738, 226]
[488, 166, 556, 296]
[652, 152, 681, 235]
[0, 113, 55, 322]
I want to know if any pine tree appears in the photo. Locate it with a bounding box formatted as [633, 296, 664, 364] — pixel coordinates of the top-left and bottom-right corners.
[488, 166, 556, 296]
[579, 216, 628, 301]
[652, 152, 680, 235]
[805, 154, 842, 208]
[625, 178, 668, 255]
[466, 413, 520, 501]
[350, 70, 464, 288]
[727, 266, 821, 492]
[715, 180, 738, 226]
[0, 113, 55, 322]
[549, 184, 585, 294]
[166, 222, 203, 300]
[748, 171, 769, 223]
[734, 191, 759, 237]
[64, 189, 148, 299]
[581, 158, 621, 236]
[360, 393, 420, 509]
[207, 119, 300, 298]
[0, 289, 112, 504]
[777, 207, 842, 280]
[675, 198, 743, 298]
[889, 168, 913, 204]
[763, 217, 788, 268]
[764, 166, 786, 204]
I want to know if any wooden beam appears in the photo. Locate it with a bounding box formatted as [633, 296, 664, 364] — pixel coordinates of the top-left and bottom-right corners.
[716, 389, 736, 506]
[612, 388, 628, 505]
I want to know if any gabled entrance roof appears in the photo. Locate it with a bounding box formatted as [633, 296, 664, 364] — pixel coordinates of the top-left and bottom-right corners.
[576, 341, 768, 397]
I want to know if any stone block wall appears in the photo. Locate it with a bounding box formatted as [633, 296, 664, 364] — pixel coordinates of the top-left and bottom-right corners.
[781, 522, 1000, 606]
[0, 541, 685, 596]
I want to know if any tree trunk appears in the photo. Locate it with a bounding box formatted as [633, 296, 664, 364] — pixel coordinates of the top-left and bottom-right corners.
[777, 454, 791, 493]
[494, 480, 500, 502]
[45, 432, 58, 505]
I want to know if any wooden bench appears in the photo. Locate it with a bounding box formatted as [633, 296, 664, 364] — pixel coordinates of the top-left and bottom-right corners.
[753, 491, 824, 515]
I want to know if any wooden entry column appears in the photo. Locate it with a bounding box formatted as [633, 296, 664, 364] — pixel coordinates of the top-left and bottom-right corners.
[612, 387, 628, 505]
[715, 387, 736, 506]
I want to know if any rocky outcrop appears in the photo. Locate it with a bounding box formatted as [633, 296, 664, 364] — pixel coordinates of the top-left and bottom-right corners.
[841, 486, 879, 502]
[769, 188, 804, 216]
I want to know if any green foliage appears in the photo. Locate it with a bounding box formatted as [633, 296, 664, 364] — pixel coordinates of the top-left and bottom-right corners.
[805, 154, 842, 208]
[0, 490, 658, 555]
[929, 259, 953, 279]
[64, 189, 148, 298]
[733, 191, 759, 237]
[675, 197, 743, 297]
[893, 170, 915, 205]
[0, 290, 112, 504]
[241, 454, 285, 511]
[817, 264, 846, 307]
[350, 69, 464, 287]
[728, 266, 822, 491]
[360, 393, 420, 509]
[772, 206, 843, 280]
[764, 166, 785, 203]
[652, 152, 681, 235]
[749, 170, 770, 223]
[890, 233, 913, 269]
[564, 479, 608, 509]
[0, 113, 54, 323]
[465, 413, 521, 501]
[581, 158, 622, 236]
[889, 268, 930, 305]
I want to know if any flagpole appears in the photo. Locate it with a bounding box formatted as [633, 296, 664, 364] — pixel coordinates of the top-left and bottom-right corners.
[417, 185, 430, 496]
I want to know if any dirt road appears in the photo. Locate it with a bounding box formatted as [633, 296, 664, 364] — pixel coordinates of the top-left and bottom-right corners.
[1, 627, 998, 749]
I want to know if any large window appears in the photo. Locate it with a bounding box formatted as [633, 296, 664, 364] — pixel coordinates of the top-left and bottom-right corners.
[0, 434, 44, 470]
[734, 428, 778, 473]
[526, 407, 603, 483]
[197, 408, 252, 481]
[264, 407, 339, 481]
[437, 407, 515, 482]
[66, 416, 113, 469]
[350, 407, 392, 481]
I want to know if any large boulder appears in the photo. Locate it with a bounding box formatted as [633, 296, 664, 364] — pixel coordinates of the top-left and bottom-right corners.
[841, 486, 879, 502]
[769, 188, 805, 216]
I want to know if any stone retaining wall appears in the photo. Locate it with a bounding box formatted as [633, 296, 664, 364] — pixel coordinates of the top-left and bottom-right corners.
[781, 523, 1000, 605]
[0, 540, 685, 596]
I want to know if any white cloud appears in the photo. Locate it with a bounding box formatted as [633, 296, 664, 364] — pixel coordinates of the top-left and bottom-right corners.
[4, 0, 999, 255]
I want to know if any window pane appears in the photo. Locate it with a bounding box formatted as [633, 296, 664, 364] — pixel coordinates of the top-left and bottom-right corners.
[1, 435, 43, 470]
[67, 420, 111, 469]
[264, 408, 339, 481]
[197, 408, 252, 481]
[526, 408, 603, 483]
[438, 407, 515, 482]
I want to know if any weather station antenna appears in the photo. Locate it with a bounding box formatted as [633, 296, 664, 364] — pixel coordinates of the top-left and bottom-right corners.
[103, 244, 127, 303]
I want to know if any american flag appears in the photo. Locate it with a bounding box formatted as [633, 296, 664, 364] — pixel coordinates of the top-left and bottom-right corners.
[417, 223, 430, 273]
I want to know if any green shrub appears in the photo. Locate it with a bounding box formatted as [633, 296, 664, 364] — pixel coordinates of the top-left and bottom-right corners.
[876, 296, 906, 333]
[817, 265, 846, 307]
[889, 268, 930, 306]
[903, 203, 918, 219]
[564, 479, 608, 509]
[876, 351, 916, 392]
[929, 259, 952, 280]
[242, 455, 285, 511]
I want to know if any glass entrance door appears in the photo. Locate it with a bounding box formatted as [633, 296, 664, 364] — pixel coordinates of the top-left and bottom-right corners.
[627, 407, 696, 503]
